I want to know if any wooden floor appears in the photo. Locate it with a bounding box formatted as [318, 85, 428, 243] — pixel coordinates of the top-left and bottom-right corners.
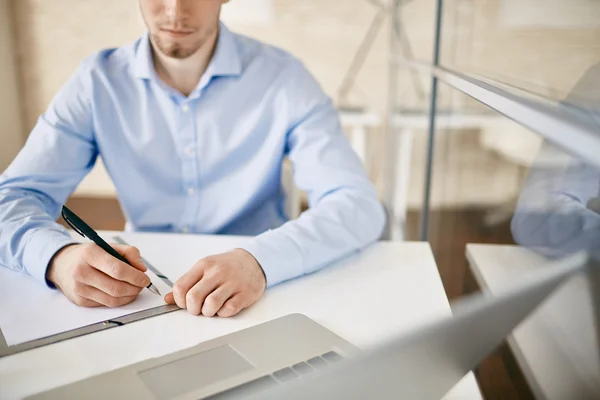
[63, 196, 535, 399]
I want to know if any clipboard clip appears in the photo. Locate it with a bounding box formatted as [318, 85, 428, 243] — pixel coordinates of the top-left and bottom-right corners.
[102, 320, 124, 327]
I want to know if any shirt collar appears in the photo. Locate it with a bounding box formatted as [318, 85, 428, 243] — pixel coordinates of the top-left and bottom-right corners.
[206, 22, 242, 78]
[133, 31, 154, 80]
[134, 22, 242, 81]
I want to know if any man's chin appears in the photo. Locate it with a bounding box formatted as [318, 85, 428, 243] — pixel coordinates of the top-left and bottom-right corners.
[162, 47, 195, 59]
[154, 39, 200, 60]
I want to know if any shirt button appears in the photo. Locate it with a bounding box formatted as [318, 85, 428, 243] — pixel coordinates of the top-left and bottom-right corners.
[187, 187, 195, 196]
[181, 104, 190, 113]
[184, 145, 195, 157]
[181, 226, 190, 233]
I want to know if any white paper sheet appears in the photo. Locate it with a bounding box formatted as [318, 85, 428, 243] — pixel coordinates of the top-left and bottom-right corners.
[0, 266, 172, 346]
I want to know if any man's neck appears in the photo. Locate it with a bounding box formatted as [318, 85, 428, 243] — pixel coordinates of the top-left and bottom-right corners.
[151, 30, 219, 97]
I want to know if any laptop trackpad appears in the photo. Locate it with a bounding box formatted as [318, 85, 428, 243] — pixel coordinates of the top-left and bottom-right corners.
[138, 345, 254, 400]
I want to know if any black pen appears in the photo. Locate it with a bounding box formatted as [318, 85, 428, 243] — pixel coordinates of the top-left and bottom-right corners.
[61, 205, 161, 296]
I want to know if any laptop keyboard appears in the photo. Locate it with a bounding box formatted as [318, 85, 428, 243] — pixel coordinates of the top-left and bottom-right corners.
[203, 350, 344, 399]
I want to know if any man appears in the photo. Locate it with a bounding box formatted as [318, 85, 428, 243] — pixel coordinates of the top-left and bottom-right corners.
[0, 0, 385, 317]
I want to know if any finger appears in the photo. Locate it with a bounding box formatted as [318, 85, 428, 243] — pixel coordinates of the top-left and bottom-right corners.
[172, 262, 207, 308]
[72, 296, 103, 308]
[86, 246, 151, 288]
[202, 285, 236, 317]
[109, 243, 147, 272]
[217, 294, 245, 318]
[78, 266, 143, 298]
[185, 277, 220, 316]
[75, 284, 138, 308]
[164, 292, 175, 304]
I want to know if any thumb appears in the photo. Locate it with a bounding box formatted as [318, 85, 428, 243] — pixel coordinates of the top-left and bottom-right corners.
[164, 292, 175, 304]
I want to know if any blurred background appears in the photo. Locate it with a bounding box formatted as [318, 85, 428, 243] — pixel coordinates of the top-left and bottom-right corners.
[1, 0, 599, 398]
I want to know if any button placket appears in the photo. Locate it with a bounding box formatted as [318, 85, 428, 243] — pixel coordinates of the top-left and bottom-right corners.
[178, 100, 199, 234]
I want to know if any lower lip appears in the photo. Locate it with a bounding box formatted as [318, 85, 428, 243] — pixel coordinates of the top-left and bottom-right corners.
[162, 30, 192, 38]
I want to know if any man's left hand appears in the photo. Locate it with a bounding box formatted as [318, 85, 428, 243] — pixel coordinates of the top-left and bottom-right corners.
[164, 249, 266, 317]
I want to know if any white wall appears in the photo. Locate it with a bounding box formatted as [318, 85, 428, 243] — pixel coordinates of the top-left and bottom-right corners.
[0, 0, 25, 172]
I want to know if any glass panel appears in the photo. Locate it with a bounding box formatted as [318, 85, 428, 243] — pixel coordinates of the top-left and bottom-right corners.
[425, 79, 600, 397]
[438, 0, 600, 110]
[386, 0, 437, 240]
[424, 78, 600, 289]
[393, 0, 600, 273]
[427, 66, 600, 170]
[392, 1, 600, 396]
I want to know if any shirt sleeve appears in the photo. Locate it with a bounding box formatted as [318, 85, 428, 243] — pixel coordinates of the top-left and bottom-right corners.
[511, 142, 600, 259]
[510, 62, 600, 260]
[240, 60, 386, 287]
[0, 58, 98, 287]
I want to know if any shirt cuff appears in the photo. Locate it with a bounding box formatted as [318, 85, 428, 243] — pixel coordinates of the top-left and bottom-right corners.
[238, 229, 305, 287]
[22, 229, 78, 289]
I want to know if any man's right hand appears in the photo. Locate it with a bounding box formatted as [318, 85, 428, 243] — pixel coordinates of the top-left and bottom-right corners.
[47, 243, 151, 308]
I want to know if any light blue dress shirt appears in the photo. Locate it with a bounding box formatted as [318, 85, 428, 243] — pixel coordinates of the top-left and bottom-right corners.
[0, 23, 385, 288]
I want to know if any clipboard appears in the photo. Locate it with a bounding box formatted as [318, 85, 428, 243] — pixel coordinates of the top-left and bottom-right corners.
[0, 236, 180, 358]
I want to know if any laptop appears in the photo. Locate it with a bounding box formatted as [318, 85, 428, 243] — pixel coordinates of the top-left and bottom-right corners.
[27, 251, 590, 400]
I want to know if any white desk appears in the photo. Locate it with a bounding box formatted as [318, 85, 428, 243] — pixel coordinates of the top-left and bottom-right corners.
[466, 244, 600, 399]
[0, 233, 480, 399]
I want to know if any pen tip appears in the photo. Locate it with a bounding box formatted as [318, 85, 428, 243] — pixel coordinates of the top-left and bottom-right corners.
[149, 284, 161, 296]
